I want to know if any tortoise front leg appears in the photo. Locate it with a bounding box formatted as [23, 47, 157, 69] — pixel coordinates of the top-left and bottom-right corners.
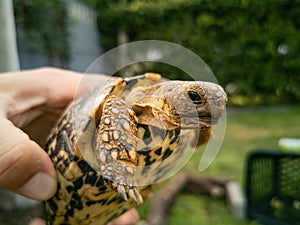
[96, 95, 143, 204]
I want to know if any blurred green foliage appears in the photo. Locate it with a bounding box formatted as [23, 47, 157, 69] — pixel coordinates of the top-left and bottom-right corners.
[13, 0, 69, 65]
[13, 0, 300, 105]
[88, 0, 300, 106]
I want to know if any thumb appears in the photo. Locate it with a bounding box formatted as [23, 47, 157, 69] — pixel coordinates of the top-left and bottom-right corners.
[0, 119, 57, 200]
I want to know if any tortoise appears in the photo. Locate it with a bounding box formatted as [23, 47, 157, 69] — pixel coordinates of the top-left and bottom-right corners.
[45, 73, 227, 225]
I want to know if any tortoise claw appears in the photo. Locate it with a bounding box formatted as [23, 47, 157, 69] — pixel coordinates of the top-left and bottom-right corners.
[116, 184, 143, 205]
[129, 188, 143, 205]
[117, 185, 128, 201]
[128, 189, 138, 204]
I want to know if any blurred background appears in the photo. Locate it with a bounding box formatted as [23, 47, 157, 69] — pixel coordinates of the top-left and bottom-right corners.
[1, 0, 300, 225]
[8, 0, 300, 106]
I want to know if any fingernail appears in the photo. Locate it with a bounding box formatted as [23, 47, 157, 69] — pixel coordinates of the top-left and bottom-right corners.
[18, 172, 57, 200]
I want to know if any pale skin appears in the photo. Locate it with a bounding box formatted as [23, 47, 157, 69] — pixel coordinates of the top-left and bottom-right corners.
[0, 67, 138, 225]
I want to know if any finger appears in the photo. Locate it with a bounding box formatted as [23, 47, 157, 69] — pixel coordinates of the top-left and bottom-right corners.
[107, 208, 139, 225]
[22, 68, 115, 147]
[0, 119, 57, 200]
[28, 218, 45, 225]
[29, 67, 112, 107]
[3, 67, 84, 120]
[2, 67, 112, 121]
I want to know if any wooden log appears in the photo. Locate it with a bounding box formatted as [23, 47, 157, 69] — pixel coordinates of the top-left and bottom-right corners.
[183, 173, 228, 197]
[146, 171, 229, 225]
[146, 172, 188, 225]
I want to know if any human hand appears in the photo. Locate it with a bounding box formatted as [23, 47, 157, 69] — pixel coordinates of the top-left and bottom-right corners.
[0, 67, 138, 225]
[0, 67, 107, 200]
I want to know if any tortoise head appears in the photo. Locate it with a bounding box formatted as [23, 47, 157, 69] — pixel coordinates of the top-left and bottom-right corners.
[128, 80, 227, 130]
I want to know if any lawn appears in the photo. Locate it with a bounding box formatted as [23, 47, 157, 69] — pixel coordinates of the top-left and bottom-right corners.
[138, 106, 300, 225]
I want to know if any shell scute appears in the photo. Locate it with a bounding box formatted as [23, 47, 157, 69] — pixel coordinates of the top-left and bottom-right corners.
[45, 73, 227, 225]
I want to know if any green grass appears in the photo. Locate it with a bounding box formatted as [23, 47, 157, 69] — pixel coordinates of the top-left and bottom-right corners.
[138, 106, 300, 225]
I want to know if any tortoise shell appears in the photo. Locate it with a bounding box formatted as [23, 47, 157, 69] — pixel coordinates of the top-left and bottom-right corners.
[45, 73, 227, 225]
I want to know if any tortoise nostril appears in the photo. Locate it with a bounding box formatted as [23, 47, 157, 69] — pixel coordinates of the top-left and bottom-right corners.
[187, 91, 202, 104]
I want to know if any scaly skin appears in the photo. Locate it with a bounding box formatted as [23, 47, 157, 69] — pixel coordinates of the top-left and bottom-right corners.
[45, 73, 227, 225]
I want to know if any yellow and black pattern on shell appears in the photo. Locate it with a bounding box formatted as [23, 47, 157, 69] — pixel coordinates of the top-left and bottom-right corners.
[45, 73, 227, 225]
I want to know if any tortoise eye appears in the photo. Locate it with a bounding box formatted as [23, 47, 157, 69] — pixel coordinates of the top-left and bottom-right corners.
[187, 91, 202, 104]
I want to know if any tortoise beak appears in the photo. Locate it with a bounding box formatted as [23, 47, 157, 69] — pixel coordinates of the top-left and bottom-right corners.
[177, 115, 216, 129]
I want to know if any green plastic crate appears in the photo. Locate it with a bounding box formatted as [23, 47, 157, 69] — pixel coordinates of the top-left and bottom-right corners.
[245, 150, 300, 225]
